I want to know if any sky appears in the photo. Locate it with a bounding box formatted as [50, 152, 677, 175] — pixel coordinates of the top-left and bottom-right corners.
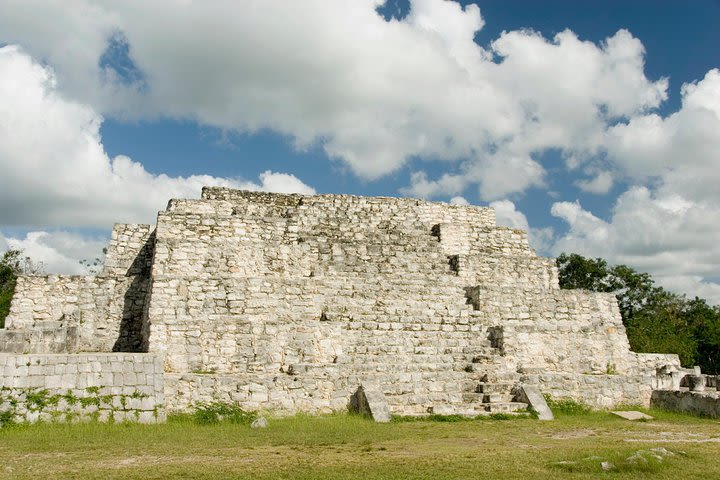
[0, 0, 719, 304]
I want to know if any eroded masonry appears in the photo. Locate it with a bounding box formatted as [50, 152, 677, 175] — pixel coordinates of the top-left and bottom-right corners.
[1, 188, 718, 423]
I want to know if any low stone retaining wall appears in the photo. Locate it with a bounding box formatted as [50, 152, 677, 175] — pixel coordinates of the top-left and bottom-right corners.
[0, 353, 165, 425]
[651, 390, 720, 417]
[531, 372, 655, 408]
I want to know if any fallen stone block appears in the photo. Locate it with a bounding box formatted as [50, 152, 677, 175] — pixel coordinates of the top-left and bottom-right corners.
[349, 385, 391, 423]
[515, 384, 553, 420]
[611, 410, 654, 421]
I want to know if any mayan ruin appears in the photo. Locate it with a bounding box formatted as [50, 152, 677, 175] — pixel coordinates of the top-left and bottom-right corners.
[0, 187, 717, 423]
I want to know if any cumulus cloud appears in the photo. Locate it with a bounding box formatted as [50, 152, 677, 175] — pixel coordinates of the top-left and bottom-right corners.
[0, 1, 666, 200]
[0, 46, 314, 228]
[401, 171, 467, 199]
[551, 191, 720, 305]
[491, 200, 554, 255]
[551, 69, 720, 304]
[575, 170, 614, 194]
[449, 196, 469, 206]
[490, 200, 529, 231]
[1, 230, 107, 275]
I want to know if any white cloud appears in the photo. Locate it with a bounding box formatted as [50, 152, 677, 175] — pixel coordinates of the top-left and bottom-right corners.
[550, 69, 720, 304]
[0, 1, 667, 200]
[575, 170, 613, 194]
[551, 190, 720, 305]
[449, 196, 469, 206]
[401, 171, 467, 199]
[606, 69, 720, 201]
[490, 199, 554, 255]
[490, 200, 529, 231]
[1, 230, 107, 275]
[0, 46, 314, 228]
[252, 171, 316, 195]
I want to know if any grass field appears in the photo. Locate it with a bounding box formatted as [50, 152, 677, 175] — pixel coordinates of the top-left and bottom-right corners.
[0, 408, 718, 479]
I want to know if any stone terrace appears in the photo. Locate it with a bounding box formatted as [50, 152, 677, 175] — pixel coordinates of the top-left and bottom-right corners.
[0, 187, 693, 422]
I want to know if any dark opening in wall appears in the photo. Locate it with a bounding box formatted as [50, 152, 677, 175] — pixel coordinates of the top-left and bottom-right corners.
[448, 255, 460, 275]
[430, 224, 441, 239]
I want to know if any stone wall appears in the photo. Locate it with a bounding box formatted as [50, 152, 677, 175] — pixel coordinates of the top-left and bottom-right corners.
[102, 224, 155, 276]
[0, 224, 155, 354]
[140, 189, 677, 415]
[0, 276, 137, 353]
[0, 188, 690, 421]
[0, 353, 165, 424]
[651, 390, 720, 417]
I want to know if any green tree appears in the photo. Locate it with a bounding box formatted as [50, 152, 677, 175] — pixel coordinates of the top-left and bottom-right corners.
[0, 249, 44, 328]
[684, 298, 720, 374]
[556, 252, 720, 374]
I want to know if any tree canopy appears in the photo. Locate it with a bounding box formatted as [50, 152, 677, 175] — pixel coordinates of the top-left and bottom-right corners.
[557, 253, 720, 374]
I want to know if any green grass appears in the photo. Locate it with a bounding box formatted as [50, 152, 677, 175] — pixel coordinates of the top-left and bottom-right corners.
[0, 409, 718, 479]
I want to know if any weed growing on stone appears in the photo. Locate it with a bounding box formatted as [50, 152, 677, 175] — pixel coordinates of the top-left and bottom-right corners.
[191, 401, 257, 425]
[0, 386, 150, 426]
[544, 395, 592, 415]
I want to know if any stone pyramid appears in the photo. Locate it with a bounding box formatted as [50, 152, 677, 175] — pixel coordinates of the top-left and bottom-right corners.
[0, 188, 684, 421]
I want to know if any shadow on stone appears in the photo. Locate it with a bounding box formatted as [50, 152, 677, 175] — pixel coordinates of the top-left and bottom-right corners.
[113, 232, 155, 352]
[349, 385, 391, 422]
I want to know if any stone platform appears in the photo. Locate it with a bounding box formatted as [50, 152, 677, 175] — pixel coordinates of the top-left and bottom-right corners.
[0, 188, 692, 422]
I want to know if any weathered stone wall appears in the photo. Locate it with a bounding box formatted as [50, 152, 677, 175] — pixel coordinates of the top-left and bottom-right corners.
[0, 188, 688, 419]
[0, 224, 155, 354]
[531, 372, 656, 408]
[102, 224, 155, 276]
[140, 189, 674, 415]
[0, 353, 165, 424]
[0, 276, 138, 353]
[651, 390, 720, 417]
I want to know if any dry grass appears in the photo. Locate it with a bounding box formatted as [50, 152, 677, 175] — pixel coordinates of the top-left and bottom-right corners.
[0, 409, 719, 479]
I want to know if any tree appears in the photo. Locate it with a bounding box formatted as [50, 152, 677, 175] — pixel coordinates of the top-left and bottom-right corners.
[556, 252, 720, 374]
[0, 249, 43, 328]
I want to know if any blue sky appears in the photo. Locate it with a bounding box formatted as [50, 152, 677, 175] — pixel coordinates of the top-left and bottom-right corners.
[0, 0, 719, 303]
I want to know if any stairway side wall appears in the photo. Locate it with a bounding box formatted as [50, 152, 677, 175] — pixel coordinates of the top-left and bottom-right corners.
[0, 224, 155, 353]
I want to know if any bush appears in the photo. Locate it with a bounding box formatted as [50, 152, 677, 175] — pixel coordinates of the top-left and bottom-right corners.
[192, 402, 257, 425]
[544, 396, 591, 415]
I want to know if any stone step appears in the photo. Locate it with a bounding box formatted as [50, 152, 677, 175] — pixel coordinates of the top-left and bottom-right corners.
[479, 402, 528, 414]
[461, 392, 514, 403]
[475, 382, 515, 394]
[426, 402, 528, 416]
[336, 355, 493, 365]
[342, 345, 495, 354]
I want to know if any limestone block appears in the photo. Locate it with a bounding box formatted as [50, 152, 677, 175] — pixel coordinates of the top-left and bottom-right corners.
[349, 385, 391, 422]
[611, 411, 653, 421]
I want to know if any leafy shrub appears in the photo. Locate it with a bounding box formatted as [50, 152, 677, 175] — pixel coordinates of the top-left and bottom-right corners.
[544, 395, 591, 415]
[192, 402, 257, 425]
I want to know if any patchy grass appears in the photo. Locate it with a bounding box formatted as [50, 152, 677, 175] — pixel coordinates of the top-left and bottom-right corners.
[0, 410, 719, 479]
